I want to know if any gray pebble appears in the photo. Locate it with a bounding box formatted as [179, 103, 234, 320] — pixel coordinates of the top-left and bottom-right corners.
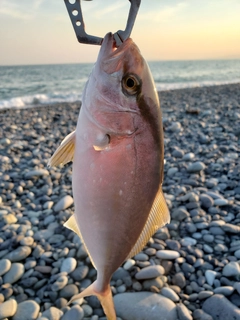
[61, 305, 84, 320]
[187, 161, 206, 173]
[25, 169, 49, 179]
[12, 300, 40, 320]
[54, 195, 74, 212]
[4, 246, 31, 262]
[156, 250, 180, 260]
[161, 287, 179, 302]
[60, 257, 77, 274]
[203, 294, 240, 320]
[135, 265, 164, 280]
[41, 307, 63, 320]
[222, 261, 240, 277]
[172, 273, 186, 289]
[59, 284, 79, 299]
[200, 194, 214, 208]
[177, 303, 193, 320]
[51, 275, 68, 291]
[3, 262, 25, 284]
[0, 299, 18, 318]
[114, 292, 177, 320]
[0, 259, 11, 276]
[214, 199, 228, 206]
[213, 286, 234, 296]
[205, 270, 218, 286]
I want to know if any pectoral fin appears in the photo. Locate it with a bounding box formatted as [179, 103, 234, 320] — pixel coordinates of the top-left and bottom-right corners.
[64, 215, 96, 269]
[48, 130, 75, 167]
[127, 187, 170, 259]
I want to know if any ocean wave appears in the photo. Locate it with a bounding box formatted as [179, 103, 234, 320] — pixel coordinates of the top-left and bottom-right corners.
[0, 92, 82, 110]
[0, 80, 239, 110]
[155, 79, 240, 91]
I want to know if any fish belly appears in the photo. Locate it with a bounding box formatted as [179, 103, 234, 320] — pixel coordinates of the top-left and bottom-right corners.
[72, 113, 160, 279]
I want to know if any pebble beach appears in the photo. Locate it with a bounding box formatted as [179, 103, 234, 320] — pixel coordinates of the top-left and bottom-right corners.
[0, 83, 240, 320]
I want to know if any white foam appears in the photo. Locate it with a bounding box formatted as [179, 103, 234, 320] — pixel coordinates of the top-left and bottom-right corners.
[0, 92, 82, 110]
[156, 79, 240, 92]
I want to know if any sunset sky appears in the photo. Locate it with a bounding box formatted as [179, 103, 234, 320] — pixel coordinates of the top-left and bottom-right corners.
[0, 0, 240, 65]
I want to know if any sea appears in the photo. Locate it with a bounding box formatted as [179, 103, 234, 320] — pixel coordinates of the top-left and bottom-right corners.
[0, 59, 240, 110]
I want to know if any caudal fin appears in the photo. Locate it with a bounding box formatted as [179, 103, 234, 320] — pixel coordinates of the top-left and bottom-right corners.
[68, 281, 116, 320]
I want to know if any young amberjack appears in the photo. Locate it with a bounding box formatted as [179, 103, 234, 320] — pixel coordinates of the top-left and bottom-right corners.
[49, 32, 170, 320]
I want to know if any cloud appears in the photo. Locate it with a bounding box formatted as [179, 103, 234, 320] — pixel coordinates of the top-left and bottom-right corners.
[0, 0, 46, 20]
[138, 1, 188, 23]
[97, 2, 126, 17]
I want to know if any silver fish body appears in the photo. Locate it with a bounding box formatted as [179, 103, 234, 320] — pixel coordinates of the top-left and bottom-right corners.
[49, 32, 170, 320]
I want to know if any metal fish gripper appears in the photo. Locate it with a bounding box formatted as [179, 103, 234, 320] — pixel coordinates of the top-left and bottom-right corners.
[64, 0, 141, 47]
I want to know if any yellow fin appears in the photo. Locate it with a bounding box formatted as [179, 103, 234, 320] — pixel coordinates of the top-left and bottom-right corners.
[48, 130, 75, 167]
[68, 282, 116, 320]
[127, 187, 170, 259]
[64, 215, 96, 269]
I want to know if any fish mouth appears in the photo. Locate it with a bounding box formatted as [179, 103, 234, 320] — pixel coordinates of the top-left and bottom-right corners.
[98, 32, 133, 62]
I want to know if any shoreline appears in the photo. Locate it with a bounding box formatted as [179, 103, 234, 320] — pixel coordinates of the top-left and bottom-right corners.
[0, 82, 239, 113]
[0, 82, 240, 319]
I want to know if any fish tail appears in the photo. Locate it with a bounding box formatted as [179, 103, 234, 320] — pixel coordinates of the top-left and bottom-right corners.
[68, 281, 116, 320]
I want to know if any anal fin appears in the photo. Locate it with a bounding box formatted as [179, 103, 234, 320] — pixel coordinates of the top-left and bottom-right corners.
[64, 215, 96, 269]
[127, 187, 170, 259]
[48, 130, 75, 167]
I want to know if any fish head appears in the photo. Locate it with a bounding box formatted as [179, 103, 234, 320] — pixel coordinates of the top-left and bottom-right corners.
[90, 32, 160, 114]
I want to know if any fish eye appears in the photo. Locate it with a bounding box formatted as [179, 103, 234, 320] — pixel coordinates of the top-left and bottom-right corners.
[122, 74, 141, 96]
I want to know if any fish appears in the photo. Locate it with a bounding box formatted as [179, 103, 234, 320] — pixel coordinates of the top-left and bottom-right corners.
[48, 32, 170, 320]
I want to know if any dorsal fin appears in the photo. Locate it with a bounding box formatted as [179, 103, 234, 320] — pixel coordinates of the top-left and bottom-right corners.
[127, 187, 170, 259]
[48, 130, 76, 167]
[64, 215, 96, 269]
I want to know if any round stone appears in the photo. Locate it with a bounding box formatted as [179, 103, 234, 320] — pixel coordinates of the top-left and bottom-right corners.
[20, 237, 34, 246]
[135, 265, 165, 280]
[214, 199, 229, 206]
[3, 263, 25, 284]
[142, 278, 164, 290]
[169, 122, 182, 132]
[134, 253, 149, 261]
[123, 259, 135, 270]
[0, 299, 18, 318]
[4, 246, 31, 262]
[214, 286, 235, 296]
[51, 275, 68, 291]
[156, 250, 180, 260]
[12, 300, 40, 320]
[41, 307, 63, 320]
[114, 292, 177, 320]
[172, 273, 186, 289]
[205, 270, 217, 286]
[54, 195, 74, 212]
[222, 261, 240, 277]
[167, 167, 179, 177]
[203, 294, 240, 319]
[25, 169, 49, 179]
[187, 161, 206, 173]
[176, 303, 192, 320]
[161, 287, 179, 302]
[60, 257, 77, 274]
[0, 259, 11, 276]
[61, 305, 84, 320]
[181, 237, 197, 246]
[70, 265, 89, 281]
[59, 284, 79, 299]
[183, 153, 195, 161]
[200, 194, 214, 208]
[198, 291, 214, 300]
